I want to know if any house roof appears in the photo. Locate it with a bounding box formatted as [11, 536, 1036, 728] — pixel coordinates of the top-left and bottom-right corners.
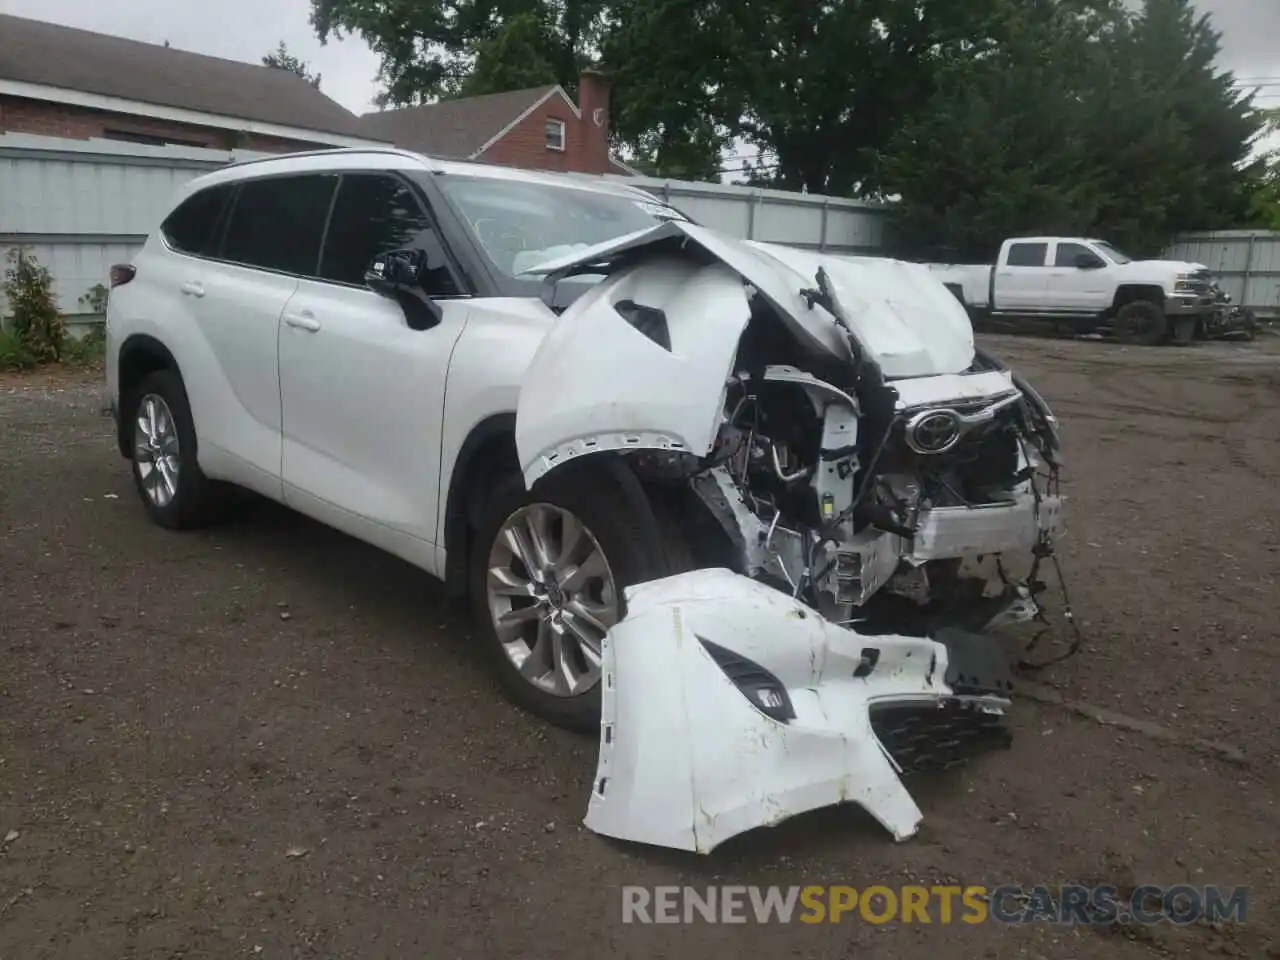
[357, 86, 567, 159]
[0, 14, 370, 139]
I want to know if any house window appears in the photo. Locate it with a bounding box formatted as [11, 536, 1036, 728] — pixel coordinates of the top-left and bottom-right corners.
[545, 119, 566, 152]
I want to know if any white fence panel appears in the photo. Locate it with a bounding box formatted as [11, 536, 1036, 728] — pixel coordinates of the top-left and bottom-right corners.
[1165, 231, 1280, 317]
[0, 134, 272, 323]
[600, 175, 892, 253]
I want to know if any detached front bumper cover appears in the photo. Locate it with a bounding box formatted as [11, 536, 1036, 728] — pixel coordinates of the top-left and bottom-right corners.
[584, 568, 1014, 854]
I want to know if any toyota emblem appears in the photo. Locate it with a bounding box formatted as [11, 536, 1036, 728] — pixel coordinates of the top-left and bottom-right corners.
[905, 409, 963, 455]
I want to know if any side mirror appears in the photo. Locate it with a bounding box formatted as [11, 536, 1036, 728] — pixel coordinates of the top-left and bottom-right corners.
[1075, 253, 1104, 270]
[364, 248, 443, 331]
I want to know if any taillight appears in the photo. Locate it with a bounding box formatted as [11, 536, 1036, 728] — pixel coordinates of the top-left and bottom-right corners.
[109, 264, 136, 288]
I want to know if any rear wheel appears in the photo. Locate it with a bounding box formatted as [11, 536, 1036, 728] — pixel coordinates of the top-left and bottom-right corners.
[1114, 300, 1168, 346]
[469, 461, 671, 731]
[127, 369, 226, 529]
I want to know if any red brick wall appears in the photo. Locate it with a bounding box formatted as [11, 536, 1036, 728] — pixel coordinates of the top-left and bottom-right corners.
[0, 95, 330, 153]
[475, 84, 615, 175]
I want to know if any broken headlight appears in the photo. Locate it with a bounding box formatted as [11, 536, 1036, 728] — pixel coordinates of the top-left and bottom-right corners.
[697, 636, 796, 723]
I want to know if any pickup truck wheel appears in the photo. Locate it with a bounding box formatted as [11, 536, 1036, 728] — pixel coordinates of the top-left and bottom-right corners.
[127, 370, 227, 529]
[469, 464, 669, 732]
[1114, 301, 1168, 346]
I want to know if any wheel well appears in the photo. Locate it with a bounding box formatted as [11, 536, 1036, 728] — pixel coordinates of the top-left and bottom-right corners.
[443, 414, 520, 598]
[116, 335, 180, 457]
[1111, 285, 1166, 314]
[441, 416, 737, 599]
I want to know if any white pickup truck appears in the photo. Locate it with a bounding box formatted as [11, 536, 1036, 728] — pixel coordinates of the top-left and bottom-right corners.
[926, 236, 1217, 346]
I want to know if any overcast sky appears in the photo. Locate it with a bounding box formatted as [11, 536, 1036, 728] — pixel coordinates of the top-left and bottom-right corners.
[1, 0, 1276, 127]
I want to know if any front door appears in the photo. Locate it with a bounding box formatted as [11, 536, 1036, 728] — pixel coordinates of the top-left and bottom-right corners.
[278, 172, 471, 553]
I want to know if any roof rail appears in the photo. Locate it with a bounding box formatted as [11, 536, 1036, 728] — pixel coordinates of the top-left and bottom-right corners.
[222, 145, 433, 171]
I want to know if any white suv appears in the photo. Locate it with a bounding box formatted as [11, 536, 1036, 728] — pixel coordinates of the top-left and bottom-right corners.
[105, 148, 1064, 732]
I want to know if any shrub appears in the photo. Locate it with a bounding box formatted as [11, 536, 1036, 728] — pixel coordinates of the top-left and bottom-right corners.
[2, 248, 65, 364]
[62, 325, 107, 366]
[0, 326, 36, 371]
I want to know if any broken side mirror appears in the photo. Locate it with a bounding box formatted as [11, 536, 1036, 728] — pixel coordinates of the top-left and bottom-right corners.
[364, 248, 444, 331]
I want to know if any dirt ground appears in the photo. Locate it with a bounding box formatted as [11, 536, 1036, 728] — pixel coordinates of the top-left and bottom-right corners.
[1, 334, 1278, 959]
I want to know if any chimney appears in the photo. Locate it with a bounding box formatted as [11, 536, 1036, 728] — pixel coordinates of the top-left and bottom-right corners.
[577, 67, 612, 175]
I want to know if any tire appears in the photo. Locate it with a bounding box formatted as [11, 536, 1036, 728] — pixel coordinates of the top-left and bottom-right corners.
[468, 459, 672, 731]
[126, 369, 226, 529]
[1170, 316, 1197, 346]
[1114, 300, 1168, 346]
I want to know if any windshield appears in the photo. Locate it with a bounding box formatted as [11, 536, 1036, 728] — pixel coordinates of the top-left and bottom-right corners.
[435, 175, 688, 279]
[1093, 240, 1133, 264]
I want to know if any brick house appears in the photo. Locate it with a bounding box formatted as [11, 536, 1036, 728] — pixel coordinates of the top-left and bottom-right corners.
[0, 13, 636, 175]
[357, 71, 639, 176]
[0, 13, 384, 152]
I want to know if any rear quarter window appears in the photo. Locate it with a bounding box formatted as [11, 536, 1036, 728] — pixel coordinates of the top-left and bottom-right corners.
[160, 183, 235, 255]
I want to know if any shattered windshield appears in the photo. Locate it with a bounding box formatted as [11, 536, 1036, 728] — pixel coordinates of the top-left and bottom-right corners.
[435, 174, 688, 279]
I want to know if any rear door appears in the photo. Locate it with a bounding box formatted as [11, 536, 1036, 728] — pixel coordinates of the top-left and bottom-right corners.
[174, 173, 336, 494]
[992, 241, 1050, 312]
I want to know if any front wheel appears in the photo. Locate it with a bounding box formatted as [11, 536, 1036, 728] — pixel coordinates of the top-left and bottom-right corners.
[468, 461, 671, 731]
[1114, 301, 1168, 346]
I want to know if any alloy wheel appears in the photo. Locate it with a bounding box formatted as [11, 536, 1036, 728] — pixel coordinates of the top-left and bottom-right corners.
[134, 393, 181, 508]
[485, 503, 619, 698]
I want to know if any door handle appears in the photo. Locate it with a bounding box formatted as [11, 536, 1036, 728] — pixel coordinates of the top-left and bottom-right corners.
[284, 311, 321, 332]
[180, 281, 205, 298]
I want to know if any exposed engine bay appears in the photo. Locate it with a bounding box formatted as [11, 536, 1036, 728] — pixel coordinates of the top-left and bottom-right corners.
[691, 347, 1064, 635]
[515, 219, 1076, 853]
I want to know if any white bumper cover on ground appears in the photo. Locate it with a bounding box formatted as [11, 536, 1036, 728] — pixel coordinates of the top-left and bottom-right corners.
[584, 568, 1012, 854]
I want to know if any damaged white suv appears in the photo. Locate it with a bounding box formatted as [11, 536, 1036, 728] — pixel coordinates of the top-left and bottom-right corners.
[106, 149, 1064, 851]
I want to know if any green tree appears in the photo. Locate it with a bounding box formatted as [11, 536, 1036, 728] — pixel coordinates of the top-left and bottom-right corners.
[603, 0, 1009, 192]
[1096, 0, 1263, 250]
[451, 11, 560, 97]
[878, 0, 1121, 259]
[309, 0, 605, 107]
[1244, 110, 1280, 228]
[878, 0, 1266, 258]
[263, 40, 322, 89]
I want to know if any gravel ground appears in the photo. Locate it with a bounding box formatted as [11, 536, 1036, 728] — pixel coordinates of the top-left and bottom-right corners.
[1, 335, 1278, 959]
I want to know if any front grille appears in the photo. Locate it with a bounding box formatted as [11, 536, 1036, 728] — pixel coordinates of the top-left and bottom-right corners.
[1187, 271, 1212, 294]
[869, 700, 1012, 774]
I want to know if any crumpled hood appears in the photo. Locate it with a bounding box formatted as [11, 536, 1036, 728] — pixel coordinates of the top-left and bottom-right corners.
[748, 243, 975, 377]
[522, 220, 975, 378]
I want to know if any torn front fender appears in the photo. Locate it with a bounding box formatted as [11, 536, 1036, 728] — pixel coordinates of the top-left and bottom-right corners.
[585, 568, 1014, 854]
[515, 256, 751, 487]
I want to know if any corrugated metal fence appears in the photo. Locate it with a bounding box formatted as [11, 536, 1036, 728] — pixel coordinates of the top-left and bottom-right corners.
[1165, 231, 1280, 319]
[0, 133, 892, 332]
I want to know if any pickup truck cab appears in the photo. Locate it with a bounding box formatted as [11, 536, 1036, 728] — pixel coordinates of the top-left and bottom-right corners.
[927, 236, 1217, 345]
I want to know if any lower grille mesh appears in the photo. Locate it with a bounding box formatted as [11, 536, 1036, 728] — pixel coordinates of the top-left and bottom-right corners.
[869, 700, 1012, 774]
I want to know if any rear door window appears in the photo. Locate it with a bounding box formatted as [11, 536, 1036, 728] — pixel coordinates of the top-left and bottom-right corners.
[218, 174, 338, 276]
[1006, 242, 1048, 267]
[160, 183, 235, 256]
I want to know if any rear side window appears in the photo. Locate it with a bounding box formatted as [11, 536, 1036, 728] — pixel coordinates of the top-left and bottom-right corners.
[161, 183, 234, 255]
[318, 173, 463, 296]
[219, 174, 337, 275]
[1006, 242, 1048, 267]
